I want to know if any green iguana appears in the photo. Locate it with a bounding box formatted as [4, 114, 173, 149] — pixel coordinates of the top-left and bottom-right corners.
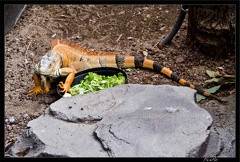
[27, 39, 225, 102]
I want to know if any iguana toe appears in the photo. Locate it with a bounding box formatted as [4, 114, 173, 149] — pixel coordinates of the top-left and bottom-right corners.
[27, 87, 44, 96]
[58, 82, 70, 94]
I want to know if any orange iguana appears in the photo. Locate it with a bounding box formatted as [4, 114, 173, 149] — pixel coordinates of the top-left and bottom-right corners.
[28, 39, 225, 102]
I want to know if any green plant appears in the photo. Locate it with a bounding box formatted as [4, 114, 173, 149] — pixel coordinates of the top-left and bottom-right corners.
[196, 70, 235, 102]
[70, 72, 126, 96]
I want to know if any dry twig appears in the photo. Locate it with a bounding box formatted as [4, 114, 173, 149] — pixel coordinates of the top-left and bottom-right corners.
[116, 34, 122, 42]
[24, 40, 32, 81]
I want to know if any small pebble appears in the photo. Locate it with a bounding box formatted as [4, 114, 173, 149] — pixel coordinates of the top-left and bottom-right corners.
[7, 125, 12, 131]
[5, 119, 9, 123]
[23, 114, 29, 118]
[9, 117, 16, 124]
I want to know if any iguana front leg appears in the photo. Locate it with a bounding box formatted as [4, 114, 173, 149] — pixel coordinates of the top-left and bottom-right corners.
[27, 72, 44, 96]
[58, 61, 92, 94]
[58, 66, 76, 94]
[43, 76, 51, 93]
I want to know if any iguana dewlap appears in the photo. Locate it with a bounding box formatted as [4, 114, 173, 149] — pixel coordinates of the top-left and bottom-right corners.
[28, 39, 225, 102]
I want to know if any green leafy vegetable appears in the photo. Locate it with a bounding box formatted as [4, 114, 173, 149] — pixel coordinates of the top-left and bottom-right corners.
[70, 72, 126, 96]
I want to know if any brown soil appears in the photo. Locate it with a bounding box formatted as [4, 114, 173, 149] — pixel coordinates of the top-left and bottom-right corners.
[4, 4, 235, 155]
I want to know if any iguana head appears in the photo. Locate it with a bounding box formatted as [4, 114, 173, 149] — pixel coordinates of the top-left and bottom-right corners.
[34, 50, 63, 77]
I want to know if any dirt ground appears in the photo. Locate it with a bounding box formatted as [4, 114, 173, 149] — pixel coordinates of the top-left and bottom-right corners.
[4, 4, 236, 155]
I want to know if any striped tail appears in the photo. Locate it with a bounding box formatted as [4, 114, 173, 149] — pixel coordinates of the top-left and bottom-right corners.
[116, 55, 226, 103]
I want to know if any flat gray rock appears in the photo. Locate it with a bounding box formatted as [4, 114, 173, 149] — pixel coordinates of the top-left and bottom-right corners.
[94, 85, 212, 157]
[7, 84, 213, 157]
[9, 109, 108, 157]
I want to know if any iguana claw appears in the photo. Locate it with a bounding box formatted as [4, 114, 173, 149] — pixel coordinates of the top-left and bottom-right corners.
[27, 86, 44, 96]
[58, 81, 70, 94]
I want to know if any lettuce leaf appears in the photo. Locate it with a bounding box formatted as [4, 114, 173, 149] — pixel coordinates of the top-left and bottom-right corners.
[70, 72, 125, 96]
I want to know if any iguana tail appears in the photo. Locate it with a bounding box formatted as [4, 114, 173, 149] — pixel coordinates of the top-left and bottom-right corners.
[117, 55, 226, 103]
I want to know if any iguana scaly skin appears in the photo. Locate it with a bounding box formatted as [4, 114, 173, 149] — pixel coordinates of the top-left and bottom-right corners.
[28, 39, 225, 102]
